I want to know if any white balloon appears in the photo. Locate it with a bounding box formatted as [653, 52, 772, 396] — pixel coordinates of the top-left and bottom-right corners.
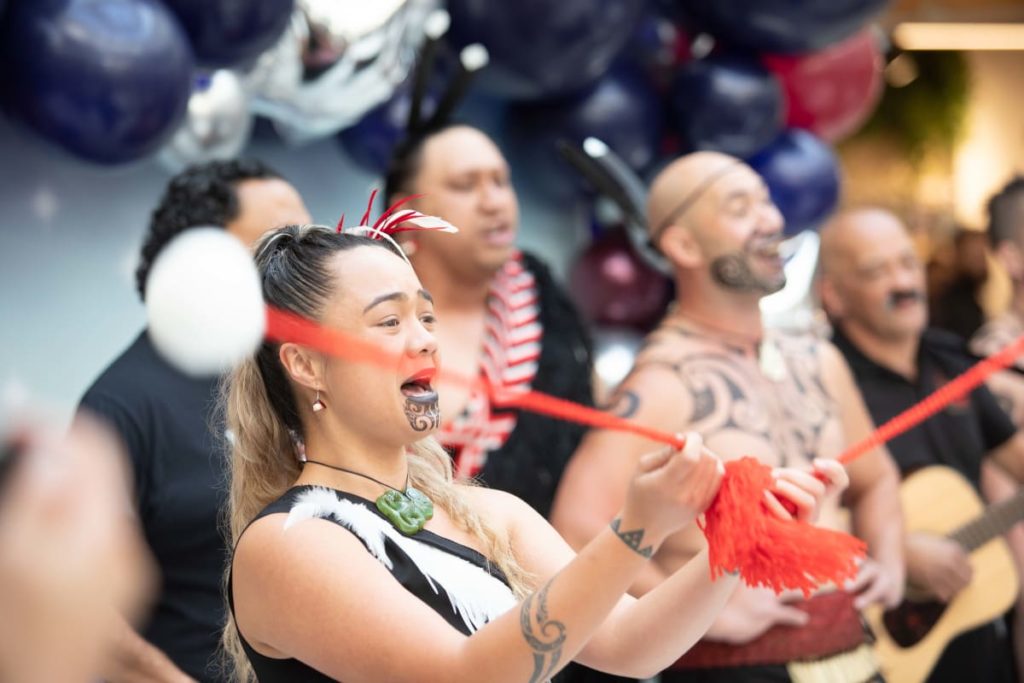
[146, 229, 265, 377]
[760, 230, 822, 333]
[593, 327, 645, 392]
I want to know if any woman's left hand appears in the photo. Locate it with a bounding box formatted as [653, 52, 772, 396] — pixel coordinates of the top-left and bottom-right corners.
[763, 458, 849, 524]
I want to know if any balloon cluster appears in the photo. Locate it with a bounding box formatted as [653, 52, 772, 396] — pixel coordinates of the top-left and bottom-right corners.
[0, 0, 435, 167]
[331, 1, 887, 345]
[0, 0, 883, 191]
[0, 0, 885, 357]
[660, 1, 885, 237]
[328, 4, 881, 357]
[477, 0, 881, 367]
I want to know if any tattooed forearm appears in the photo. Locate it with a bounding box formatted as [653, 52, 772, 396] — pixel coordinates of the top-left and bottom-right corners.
[603, 389, 641, 418]
[610, 518, 653, 558]
[519, 579, 566, 683]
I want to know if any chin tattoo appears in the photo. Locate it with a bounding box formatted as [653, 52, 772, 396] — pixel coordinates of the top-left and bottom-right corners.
[404, 396, 440, 432]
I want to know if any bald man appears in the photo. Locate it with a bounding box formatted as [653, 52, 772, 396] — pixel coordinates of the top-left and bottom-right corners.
[552, 153, 904, 682]
[819, 207, 1024, 683]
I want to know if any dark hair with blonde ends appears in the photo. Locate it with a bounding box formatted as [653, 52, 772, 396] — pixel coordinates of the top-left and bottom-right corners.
[221, 225, 531, 682]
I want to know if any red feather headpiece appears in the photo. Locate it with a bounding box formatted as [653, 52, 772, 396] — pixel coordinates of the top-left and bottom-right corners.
[336, 190, 457, 261]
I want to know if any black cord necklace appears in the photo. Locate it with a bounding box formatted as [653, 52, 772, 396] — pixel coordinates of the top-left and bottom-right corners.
[303, 458, 434, 535]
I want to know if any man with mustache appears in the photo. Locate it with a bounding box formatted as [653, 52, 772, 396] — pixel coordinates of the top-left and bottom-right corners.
[819, 207, 1024, 682]
[553, 152, 905, 682]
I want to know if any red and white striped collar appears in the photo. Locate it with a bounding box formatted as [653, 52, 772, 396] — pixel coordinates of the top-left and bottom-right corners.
[437, 252, 543, 479]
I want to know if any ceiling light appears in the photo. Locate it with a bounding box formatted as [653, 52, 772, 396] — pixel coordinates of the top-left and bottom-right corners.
[894, 22, 1024, 51]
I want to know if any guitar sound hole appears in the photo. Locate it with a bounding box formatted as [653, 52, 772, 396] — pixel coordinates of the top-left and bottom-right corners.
[881, 600, 948, 648]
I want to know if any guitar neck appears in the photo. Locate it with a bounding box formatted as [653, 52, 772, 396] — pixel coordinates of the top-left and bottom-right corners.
[950, 488, 1024, 551]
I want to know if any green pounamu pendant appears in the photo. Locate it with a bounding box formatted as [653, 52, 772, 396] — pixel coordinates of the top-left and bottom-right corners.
[376, 486, 434, 535]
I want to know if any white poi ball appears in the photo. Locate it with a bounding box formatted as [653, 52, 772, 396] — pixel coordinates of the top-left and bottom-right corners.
[145, 228, 265, 377]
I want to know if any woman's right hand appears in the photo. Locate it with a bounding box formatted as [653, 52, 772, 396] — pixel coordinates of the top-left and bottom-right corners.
[618, 432, 723, 551]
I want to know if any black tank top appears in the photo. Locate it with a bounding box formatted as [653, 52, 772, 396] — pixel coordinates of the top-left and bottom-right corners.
[228, 486, 516, 682]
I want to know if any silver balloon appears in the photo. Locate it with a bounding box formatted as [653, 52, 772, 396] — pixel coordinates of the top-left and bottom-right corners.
[244, 0, 438, 144]
[242, 12, 306, 105]
[760, 230, 823, 333]
[593, 326, 645, 398]
[159, 70, 253, 171]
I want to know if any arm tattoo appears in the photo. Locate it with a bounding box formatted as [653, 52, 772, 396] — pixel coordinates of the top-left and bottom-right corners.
[610, 517, 653, 558]
[642, 328, 835, 468]
[519, 579, 566, 683]
[603, 389, 640, 418]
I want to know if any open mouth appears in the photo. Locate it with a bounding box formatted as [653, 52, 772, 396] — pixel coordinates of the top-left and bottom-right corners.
[482, 223, 515, 246]
[401, 369, 438, 403]
[750, 237, 783, 259]
[750, 240, 785, 271]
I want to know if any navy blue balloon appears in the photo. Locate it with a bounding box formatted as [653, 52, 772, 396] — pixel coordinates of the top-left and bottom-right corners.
[624, 12, 689, 89]
[669, 55, 783, 158]
[508, 66, 664, 200]
[748, 129, 840, 236]
[447, 0, 644, 100]
[0, 0, 194, 165]
[337, 89, 437, 175]
[161, 0, 293, 67]
[679, 0, 888, 54]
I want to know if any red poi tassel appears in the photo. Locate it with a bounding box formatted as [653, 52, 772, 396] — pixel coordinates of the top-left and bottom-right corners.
[700, 457, 866, 596]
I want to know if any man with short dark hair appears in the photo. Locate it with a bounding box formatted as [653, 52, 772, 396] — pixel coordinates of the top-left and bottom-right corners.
[80, 160, 310, 683]
[385, 124, 594, 520]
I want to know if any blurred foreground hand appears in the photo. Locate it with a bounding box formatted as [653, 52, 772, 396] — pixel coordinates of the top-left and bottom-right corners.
[0, 413, 155, 683]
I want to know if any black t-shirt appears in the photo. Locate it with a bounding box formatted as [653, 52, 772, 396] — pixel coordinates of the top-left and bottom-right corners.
[79, 331, 228, 682]
[832, 327, 1016, 488]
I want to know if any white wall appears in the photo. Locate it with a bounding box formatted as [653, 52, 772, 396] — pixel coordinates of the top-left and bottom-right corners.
[954, 51, 1024, 229]
[952, 51, 1024, 314]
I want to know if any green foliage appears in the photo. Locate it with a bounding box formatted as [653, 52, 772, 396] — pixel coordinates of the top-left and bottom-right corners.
[856, 51, 970, 160]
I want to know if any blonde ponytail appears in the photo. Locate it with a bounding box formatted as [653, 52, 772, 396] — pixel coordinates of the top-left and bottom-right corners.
[221, 356, 302, 682]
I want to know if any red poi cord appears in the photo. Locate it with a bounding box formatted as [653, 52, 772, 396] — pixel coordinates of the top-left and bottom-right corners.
[266, 307, 1024, 594]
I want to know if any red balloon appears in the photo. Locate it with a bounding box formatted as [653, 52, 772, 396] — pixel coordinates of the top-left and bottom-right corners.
[763, 28, 883, 143]
[570, 229, 672, 331]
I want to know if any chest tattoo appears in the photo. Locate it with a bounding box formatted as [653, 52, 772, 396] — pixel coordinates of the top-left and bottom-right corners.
[640, 329, 837, 466]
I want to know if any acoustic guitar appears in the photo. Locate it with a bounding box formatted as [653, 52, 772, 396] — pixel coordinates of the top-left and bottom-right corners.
[864, 465, 1024, 683]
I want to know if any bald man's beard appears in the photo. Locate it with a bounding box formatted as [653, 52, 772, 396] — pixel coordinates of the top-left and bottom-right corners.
[709, 248, 786, 295]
